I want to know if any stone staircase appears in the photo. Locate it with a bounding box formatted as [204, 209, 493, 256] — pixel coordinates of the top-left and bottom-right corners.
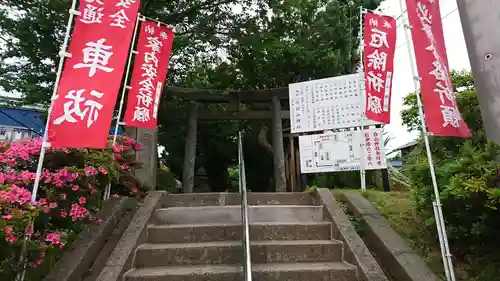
[124, 193, 358, 281]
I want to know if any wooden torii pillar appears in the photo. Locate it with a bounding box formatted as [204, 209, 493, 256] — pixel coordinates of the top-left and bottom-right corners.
[182, 102, 198, 193]
[272, 96, 286, 192]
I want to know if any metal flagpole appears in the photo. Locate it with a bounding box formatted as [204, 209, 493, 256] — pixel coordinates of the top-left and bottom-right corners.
[397, 0, 456, 280]
[111, 14, 142, 144]
[141, 15, 169, 26]
[358, 6, 367, 192]
[17, 2, 79, 280]
[30, 0, 79, 204]
[433, 200, 451, 279]
[359, 123, 367, 192]
[105, 14, 143, 200]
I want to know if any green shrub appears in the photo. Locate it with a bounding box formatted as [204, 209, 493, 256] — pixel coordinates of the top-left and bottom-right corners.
[408, 140, 500, 259]
[312, 170, 380, 190]
[227, 166, 239, 192]
[401, 71, 500, 269]
[156, 165, 179, 192]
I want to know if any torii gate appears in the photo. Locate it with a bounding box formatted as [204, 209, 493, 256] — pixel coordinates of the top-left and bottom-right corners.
[127, 86, 300, 193]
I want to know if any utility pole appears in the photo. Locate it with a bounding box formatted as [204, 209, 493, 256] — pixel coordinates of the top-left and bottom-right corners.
[456, 0, 500, 144]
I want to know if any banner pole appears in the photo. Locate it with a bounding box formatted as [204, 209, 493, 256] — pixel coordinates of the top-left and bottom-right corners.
[31, 0, 78, 204]
[358, 6, 367, 192]
[433, 200, 451, 279]
[17, 2, 79, 280]
[397, 0, 455, 280]
[111, 14, 142, 144]
[105, 14, 142, 200]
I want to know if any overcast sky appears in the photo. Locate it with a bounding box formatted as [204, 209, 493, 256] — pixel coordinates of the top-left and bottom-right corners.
[379, 0, 471, 149]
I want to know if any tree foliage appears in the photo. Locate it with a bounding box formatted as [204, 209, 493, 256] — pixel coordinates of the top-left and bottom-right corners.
[156, 0, 382, 190]
[401, 70, 479, 133]
[0, 0, 262, 103]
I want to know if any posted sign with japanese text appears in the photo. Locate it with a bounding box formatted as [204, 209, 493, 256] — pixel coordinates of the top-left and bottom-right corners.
[363, 12, 396, 124]
[362, 128, 385, 169]
[406, 0, 470, 137]
[123, 21, 174, 129]
[298, 128, 387, 174]
[289, 73, 381, 134]
[48, 0, 140, 148]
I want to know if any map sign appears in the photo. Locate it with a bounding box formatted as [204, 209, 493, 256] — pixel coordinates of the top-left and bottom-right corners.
[298, 128, 387, 174]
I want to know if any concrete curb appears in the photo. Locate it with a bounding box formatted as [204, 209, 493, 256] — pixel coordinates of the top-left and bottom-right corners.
[314, 188, 389, 281]
[337, 192, 440, 281]
[43, 197, 135, 281]
[95, 191, 165, 281]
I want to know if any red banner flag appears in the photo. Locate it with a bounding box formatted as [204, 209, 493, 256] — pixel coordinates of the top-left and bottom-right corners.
[47, 0, 140, 148]
[363, 12, 397, 124]
[406, 0, 471, 137]
[122, 21, 174, 129]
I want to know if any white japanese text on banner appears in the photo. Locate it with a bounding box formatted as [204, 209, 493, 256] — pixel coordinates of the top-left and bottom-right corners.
[406, 0, 470, 137]
[363, 12, 396, 124]
[48, 0, 141, 148]
[123, 20, 174, 129]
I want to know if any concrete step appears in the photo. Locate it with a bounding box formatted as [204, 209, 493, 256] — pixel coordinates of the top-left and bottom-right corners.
[154, 205, 323, 224]
[163, 192, 316, 207]
[125, 262, 357, 281]
[134, 240, 343, 267]
[148, 222, 331, 243]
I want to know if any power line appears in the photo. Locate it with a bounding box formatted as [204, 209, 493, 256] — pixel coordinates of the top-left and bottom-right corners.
[395, 10, 406, 20]
[0, 109, 43, 137]
[395, 7, 459, 50]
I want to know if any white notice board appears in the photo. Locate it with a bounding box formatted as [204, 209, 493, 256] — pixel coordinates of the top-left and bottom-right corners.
[289, 73, 381, 134]
[298, 128, 387, 174]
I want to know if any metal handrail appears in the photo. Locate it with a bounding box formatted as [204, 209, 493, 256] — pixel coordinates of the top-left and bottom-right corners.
[238, 131, 252, 281]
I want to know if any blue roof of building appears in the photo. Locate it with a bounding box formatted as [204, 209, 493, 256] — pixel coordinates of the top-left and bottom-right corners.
[390, 160, 403, 167]
[0, 107, 45, 134]
[0, 106, 124, 136]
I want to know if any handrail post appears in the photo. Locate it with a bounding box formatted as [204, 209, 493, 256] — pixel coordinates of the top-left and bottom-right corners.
[238, 131, 252, 281]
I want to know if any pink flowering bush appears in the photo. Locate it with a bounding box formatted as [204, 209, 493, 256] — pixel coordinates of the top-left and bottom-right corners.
[0, 136, 144, 280]
[111, 135, 144, 197]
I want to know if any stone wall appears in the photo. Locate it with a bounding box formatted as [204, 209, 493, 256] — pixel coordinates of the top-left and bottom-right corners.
[336, 192, 440, 281]
[126, 127, 158, 189]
